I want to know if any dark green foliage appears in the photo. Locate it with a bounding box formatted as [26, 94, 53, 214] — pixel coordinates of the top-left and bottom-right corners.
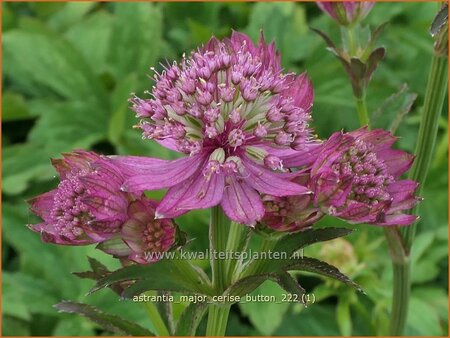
[2, 2, 447, 336]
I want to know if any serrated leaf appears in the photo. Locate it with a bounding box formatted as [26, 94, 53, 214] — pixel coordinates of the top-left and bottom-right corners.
[224, 271, 305, 305]
[64, 10, 114, 73]
[73, 257, 124, 295]
[54, 301, 154, 336]
[91, 259, 213, 296]
[174, 302, 207, 336]
[272, 271, 306, 303]
[430, 4, 448, 37]
[29, 99, 108, 154]
[108, 3, 162, 79]
[3, 30, 108, 103]
[258, 227, 353, 273]
[284, 257, 363, 293]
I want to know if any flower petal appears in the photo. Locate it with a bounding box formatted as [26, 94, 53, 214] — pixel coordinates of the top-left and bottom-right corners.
[97, 236, 132, 257]
[387, 180, 420, 213]
[27, 191, 56, 222]
[156, 169, 225, 218]
[377, 149, 415, 178]
[259, 142, 322, 168]
[241, 156, 311, 196]
[221, 175, 265, 225]
[373, 214, 418, 226]
[114, 154, 207, 192]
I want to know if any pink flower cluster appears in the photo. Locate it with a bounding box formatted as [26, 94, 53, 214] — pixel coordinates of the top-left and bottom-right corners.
[28, 150, 177, 264]
[28, 31, 419, 263]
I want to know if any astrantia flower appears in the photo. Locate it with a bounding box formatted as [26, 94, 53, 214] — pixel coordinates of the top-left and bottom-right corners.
[98, 199, 177, 264]
[317, 1, 374, 26]
[28, 151, 131, 244]
[114, 31, 316, 225]
[309, 127, 419, 226]
[260, 176, 324, 232]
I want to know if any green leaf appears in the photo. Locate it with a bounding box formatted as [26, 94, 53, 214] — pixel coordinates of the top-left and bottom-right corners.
[224, 271, 305, 306]
[64, 10, 114, 74]
[4, 99, 108, 195]
[2, 143, 54, 195]
[108, 3, 163, 79]
[223, 274, 268, 299]
[238, 280, 290, 335]
[1, 91, 33, 121]
[54, 301, 155, 336]
[29, 99, 108, 154]
[259, 227, 353, 273]
[273, 272, 306, 303]
[91, 259, 213, 296]
[2, 316, 30, 336]
[405, 297, 443, 336]
[73, 257, 124, 295]
[284, 257, 363, 292]
[274, 304, 341, 335]
[246, 3, 312, 66]
[174, 302, 208, 336]
[3, 272, 59, 319]
[47, 2, 97, 31]
[3, 30, 108, 103]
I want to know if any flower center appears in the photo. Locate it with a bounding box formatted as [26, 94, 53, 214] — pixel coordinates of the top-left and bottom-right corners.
[131, 37, 312, 156]
[142, 220, 175, 252]
[50, 170, 91, 240]
[334, 140, 394, 205]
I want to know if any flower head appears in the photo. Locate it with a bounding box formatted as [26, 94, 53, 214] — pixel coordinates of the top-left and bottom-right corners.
[114, 31, 316, 225]
[317, 1, 374, 26]
[261, 194, 324, 232]
[260, 176, 324, 232]
[132, 31, 314, 155]
[28, 151, 131, 244]
[310, 127, 419, 226]
[97, 199, 177, 264]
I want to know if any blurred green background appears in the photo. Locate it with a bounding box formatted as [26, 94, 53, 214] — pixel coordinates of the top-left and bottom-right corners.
[2, 1, 448, 336]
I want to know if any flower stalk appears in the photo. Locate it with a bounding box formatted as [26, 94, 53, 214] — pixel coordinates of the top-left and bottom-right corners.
[142, 292, 170, 336]
[390, 48, 448, 336]
[355, 92, 370, 127]
[207, 205, 231, 336]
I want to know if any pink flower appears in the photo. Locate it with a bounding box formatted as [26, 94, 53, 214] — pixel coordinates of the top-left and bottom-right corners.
[98, 199, 177, 264]
[113, 31, 316, 225]
[309, 127, 419, 226]
[261, 192, 324, 233]
[28, 151, 131, 244]
[317, 1, 374, 26]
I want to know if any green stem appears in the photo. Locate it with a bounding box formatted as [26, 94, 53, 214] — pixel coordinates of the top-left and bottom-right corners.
[207, 205, 231, 336]
[355, 93, 370, 127]
[206, 304, 231, 336]
[343, 25, 358, 56]
[241, 236, 278, 278]
[389, 53, 448, 336]
[389, 262, 411, 336]
[172, 256, 212, 295]
[224, 221, 249, 285]
[209, 205, 229, 292]
[402, 55, 448, 249]
[142, 292, 170, 336]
